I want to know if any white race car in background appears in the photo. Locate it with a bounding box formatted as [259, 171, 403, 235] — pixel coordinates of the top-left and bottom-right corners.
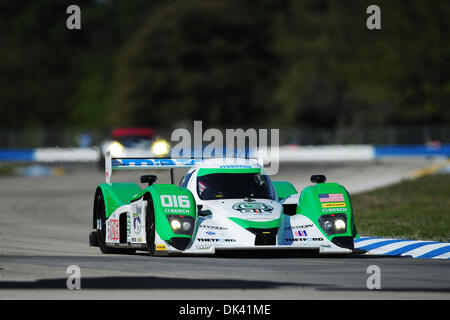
[98, 127, 170, 168]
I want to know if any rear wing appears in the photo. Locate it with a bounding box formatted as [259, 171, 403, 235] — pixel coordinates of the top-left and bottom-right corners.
[105, 151, 264, 184]
[105, 152, 203, 183]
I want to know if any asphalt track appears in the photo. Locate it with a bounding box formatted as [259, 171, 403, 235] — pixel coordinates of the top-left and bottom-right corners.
[0, 158, 449, 299]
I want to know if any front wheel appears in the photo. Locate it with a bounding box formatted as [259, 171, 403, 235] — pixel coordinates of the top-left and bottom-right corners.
[145, 194, 156, 256]
[95, 189, 135, 254]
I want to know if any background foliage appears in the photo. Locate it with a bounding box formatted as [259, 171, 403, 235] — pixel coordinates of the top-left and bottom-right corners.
[0, 0, 449, 131]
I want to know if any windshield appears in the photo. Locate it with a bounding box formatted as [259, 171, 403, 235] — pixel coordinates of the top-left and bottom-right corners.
[197, 173, 276, 200]
[115, 136, 153, 148]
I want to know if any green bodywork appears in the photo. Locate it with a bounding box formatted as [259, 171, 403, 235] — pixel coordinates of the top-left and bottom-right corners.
[98, 183, 141, 218]
[97, 182, 197, 241]
[296, 182, 359, 241]
[272, 181, 298, 200]
[145, 184, 197, 241]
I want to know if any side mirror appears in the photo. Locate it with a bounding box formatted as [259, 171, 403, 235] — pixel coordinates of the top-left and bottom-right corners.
[310, 174, 326, 184]
[140, 175, 158, 186]
[197, 205, 212, 217]
[198, 210, 212, 217]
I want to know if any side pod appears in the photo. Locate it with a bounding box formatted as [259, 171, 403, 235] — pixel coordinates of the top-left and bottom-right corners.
[145, 184, 198, 250]
[296, 182, 358, 249]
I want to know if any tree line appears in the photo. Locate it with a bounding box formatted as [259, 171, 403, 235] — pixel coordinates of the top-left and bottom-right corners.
[0, 0, 449, 131]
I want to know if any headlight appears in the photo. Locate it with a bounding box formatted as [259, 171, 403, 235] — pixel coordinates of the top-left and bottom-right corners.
[167, 215, 195, 235]
[318, 214, 347, 235]
[323, 220, 333, 231]
[170, 219, 182, 230]
[108, 141, 124, 157]
[151, 139, 170, 156]
[334, 219, 346, 231]
[182, 221, 192, 231]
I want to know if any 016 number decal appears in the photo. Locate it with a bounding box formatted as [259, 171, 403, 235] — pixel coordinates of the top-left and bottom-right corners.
[160, 195, 190, 208]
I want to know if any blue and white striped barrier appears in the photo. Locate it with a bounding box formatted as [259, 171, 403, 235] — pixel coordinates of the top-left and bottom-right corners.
[265, 143, 450, 162]
[0, 148, 99, 163]
[355, 237, 450, 259]
[0, 149, 35, 162]
[1, 144, 449, 163]
[375, 144, 450, 158]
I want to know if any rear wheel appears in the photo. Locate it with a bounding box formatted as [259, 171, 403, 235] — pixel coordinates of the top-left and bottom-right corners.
[95, 189, 135, 254]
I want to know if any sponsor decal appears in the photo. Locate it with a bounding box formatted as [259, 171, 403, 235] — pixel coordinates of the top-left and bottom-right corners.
[160, 194, 192, 214]
[219, 165, 252, 169]
[296, 230, 308, 237]
[200, 225, 228, 230]
[160, 195, 190, 208]
[197, 238, 236, 242]
[156, 244, 167, 251]
[232, 202, 274, 214]
[133, 214, 141, 234]
[322, 207, 348, 213]
[285, 237, 324, 242]
[127, 215, 131, 240]
[108, 219, 119, 241]
[321, 202, 346, 208]
[164, 208, 191, 214]
[245, 216, 274, 220]
[285, 224, 314, 230]
[319, 193, 345, 202]
[195, 245, 212, 250]
[96, 218, 102, 230]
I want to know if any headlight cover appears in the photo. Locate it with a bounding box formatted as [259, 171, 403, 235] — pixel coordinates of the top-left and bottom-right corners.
[318, 214, 347, 236]
[108, 141, 124, 157]
[167, 215, 194, 235]
[151, 139, 170, 156]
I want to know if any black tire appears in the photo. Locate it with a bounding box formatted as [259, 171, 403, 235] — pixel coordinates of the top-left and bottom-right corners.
[95, 190, 114, 254]
[95, 189, 135, 254]
[145, 194, 156, 256]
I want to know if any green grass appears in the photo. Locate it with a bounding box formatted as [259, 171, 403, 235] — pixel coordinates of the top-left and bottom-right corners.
[0, 164, 18, 175]
[352, 173, 450, 242]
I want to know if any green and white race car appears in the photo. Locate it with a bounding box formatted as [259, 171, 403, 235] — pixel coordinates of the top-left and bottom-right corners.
[89, 154, 361, 256]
